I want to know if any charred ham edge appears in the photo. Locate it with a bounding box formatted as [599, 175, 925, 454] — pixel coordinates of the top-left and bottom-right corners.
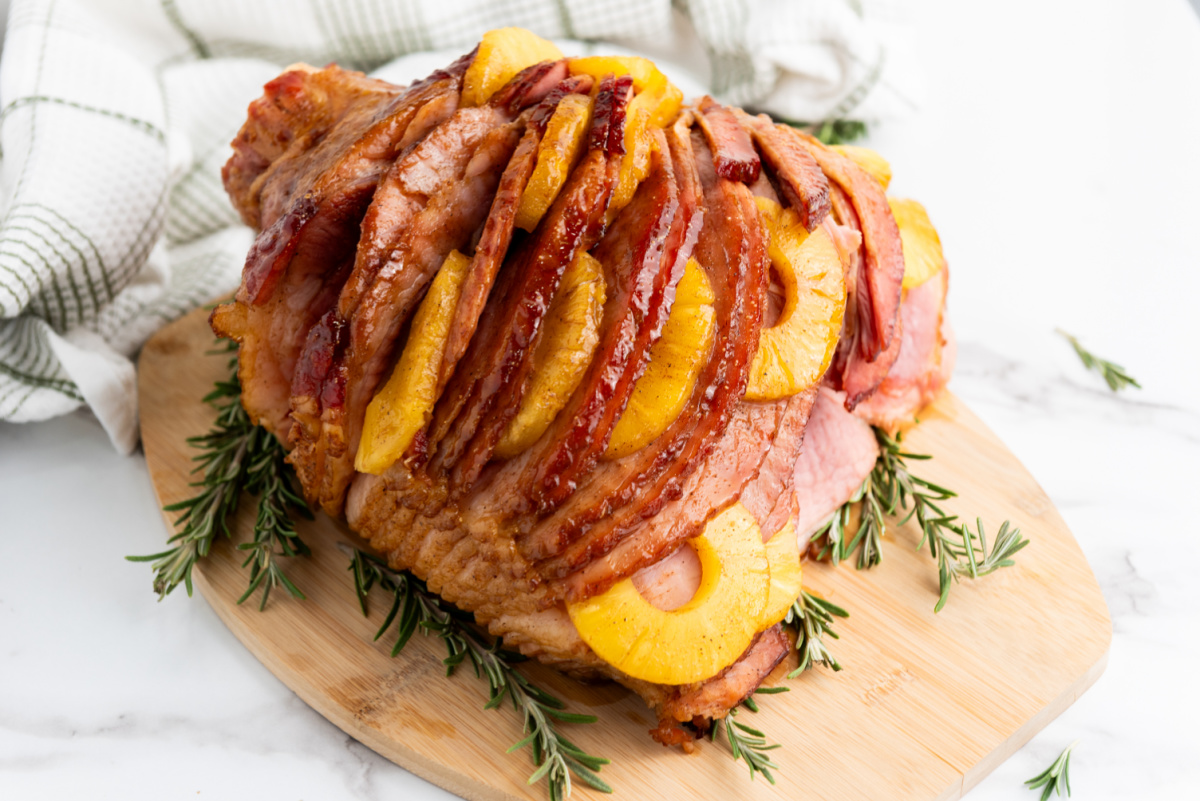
[519, 123, 767, 574]
[222, 64, 399, 231]
[290, 61, 573, 514]
[212, 61, 468, 438]
[649, 624, 790, 745]
[790, 128, 905, 410]
[693, 97, 761, 184]
[237, 62, 471, 305]
[434, 74, 596, 401]
[734, 110, 831, 232]
[426, 75, 626, 489]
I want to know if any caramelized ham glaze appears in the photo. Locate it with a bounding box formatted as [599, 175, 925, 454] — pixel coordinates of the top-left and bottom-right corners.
[792, 130, 905, 409]
[289, 60, 573, 514]
[213, 59, 469, 438]
[428, 75, 628, 490]
[218, 51, 955, 750]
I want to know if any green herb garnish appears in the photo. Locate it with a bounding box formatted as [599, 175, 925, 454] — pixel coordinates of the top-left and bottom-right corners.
[1057, 329, 1140, 391]
[785, 590, 849, 675]
[1025, 741, 1077, 799]
[711, 707, 782, 784]
[813, 428, 1027, 612]
[127, 343, 311, 606]
[345, 546, 611, 801]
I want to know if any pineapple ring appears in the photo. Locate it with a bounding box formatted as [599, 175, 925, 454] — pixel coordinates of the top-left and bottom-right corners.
[889, 197, 947, 290]
[604, 258, 715, 459]
[832, 144, 892, 190]
[568, 54, 682, 221]
[567, 503, 770, 685]
[515, 92, 593, 232]
[462, 28, 564, 107]
[494, 251, 606, 458]
[357, 250, 472, 474]
[744, 197, 847, 401]
[760, 520, 803, 628]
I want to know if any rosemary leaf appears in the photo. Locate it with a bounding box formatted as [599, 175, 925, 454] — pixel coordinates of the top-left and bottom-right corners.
[1057, 329, 1140, 392]
[344, 545, 611, 801]
[1025, 741, 1078, 800]
[785, 590, 849, 676]
[127, 342, 310, 607]
[713, 708, 781, 784]
[872, 428, 1029, 612]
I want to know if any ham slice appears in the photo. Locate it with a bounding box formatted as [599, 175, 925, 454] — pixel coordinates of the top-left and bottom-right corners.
[791, 130, 905, 410]
[854, 267, 955, 431]
[792, 386, 879, 542]
[429, 76, 627, 491]
[213, 60, 469, 439]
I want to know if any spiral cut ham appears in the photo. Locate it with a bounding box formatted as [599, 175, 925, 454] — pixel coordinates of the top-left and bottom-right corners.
[213, 45, 945, 749]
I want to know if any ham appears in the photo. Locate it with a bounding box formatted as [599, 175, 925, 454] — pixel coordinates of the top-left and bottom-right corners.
[218, 49, 958, 750]
[854, 267, 955, 431]
[792, 387, 879, 542]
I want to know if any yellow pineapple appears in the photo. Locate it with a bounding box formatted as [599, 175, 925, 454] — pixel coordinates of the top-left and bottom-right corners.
[356, 250, 472, 474]
[461, 28, 564, 107]
[889, 197, 946, 290]
[831, 144, 892, 190]
[605, 258, 715, 459]
[759, 521, 803, 628]
[567, 503, 770, 684]
[744, 197, 847, 400]
[568, 55, 682, 221]
[515, 93, 593, 232]
[494, 251, 606, 458]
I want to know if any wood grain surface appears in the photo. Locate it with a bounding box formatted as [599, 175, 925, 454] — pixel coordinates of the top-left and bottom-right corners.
[138, 306, 1111, 801]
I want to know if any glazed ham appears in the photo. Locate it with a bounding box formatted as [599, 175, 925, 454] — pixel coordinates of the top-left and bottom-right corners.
[214, 42, 948, 750]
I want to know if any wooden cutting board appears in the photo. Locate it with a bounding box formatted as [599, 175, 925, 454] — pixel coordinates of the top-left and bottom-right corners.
[138, 307, 1111, 801]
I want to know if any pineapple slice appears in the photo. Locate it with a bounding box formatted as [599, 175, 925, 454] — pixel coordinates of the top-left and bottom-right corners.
[462, 28, 564, 107]
[568, 55, 682, 220]
[568, 55, 664, 93]
[759, 521, 803, 628]
[494, 251, 606, 458]
[744, 197, 847, 401]
[356, 250, 471, 474]
[889, 197, 946, 290]
[567, 503, 770, 684]
[605, 258, 715, 459]
[515, 93, 593, 232]
[832, 144, 892, 190]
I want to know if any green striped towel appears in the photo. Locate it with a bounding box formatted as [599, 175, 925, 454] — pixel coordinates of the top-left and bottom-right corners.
[0, 0, 919, 452]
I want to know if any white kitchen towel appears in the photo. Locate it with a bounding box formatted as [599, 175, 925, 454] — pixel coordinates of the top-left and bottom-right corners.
[0, 0, 921, 453]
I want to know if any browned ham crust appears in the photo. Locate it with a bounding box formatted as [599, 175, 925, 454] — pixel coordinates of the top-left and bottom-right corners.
[215, 49, 945, 748]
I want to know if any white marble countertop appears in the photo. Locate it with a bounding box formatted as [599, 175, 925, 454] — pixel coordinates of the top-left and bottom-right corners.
[3, 1, 1200, 798]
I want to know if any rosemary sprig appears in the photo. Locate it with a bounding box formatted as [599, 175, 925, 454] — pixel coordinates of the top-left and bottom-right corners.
[772, 116, 868, 145]
[815, 119, 868, 145]
[236, 429, 312, 609]
[1025, 741, 1077, 800]
[739, 685, 790, 713]
[710, 707, 782, 784]
[1057, 329, 1140, 392]
[813, 474, 885, 569]
[872, 429, 1029, 612]
[345, 546, 611, 801]
[127, 344, 310, 607]
[785, 590, 849, 676]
